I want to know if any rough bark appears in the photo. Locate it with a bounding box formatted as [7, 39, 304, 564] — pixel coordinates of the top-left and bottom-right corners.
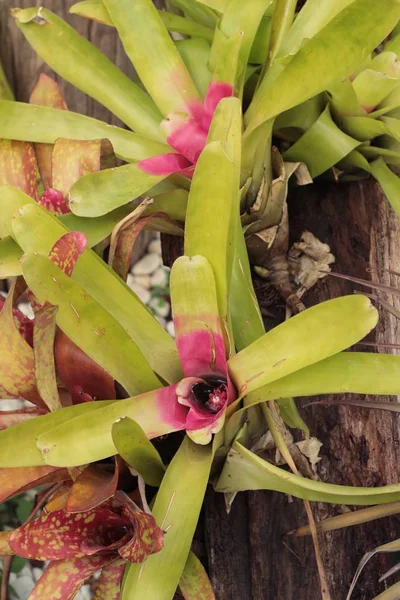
[204, 180, 400, 600]
[2, 2, 400, 599]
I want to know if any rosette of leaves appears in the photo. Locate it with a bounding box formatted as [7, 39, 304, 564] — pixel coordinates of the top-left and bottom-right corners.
[2, 92, 400, 599]
[2, 1, 400, 261]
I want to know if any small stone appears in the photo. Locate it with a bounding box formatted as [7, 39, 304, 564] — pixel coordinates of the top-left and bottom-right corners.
[149, 297, 171, 318]
[12, 575, 35, 599]
[150, 266, 170, 288]
[156, 316, 166, 328]
[132, 252, 161, 275]
[166, 320, 175, 337]
[148, 238, 162, 254]
[126, 275, 151, 304]
[132, 274, 151, 289]
[17, 302, 34, 319]
[33, 567, 44, 582]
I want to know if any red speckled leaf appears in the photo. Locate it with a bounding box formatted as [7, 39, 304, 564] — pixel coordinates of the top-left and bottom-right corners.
[10, 508, 131, 560]
[0, 465, 68, 503]
[118, 501, 164, 563]
[0, 531, 14, 557]
[54, 329, 116, 403]
[52, 138, 115, 201]
[0, 407, 45, 430]
[29, 74, 68, 110]
[0, 283, 40, 404]
[180, 551, 216, 600]
[93, 558, 125, 599]
[109, 200, 165, 281]
[29, 73, 67, 189]
[28, 554, 115, 600]
[33, 303, 61, 412]
[39, 187, 69, 215]
[0, 139, 38, 199]
[0, 295, 33, 347]
[48, 231, 87, 276]
[67, 462, 119, 513]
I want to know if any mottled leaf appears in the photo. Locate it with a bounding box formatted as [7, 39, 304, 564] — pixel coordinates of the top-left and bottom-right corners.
[0, 283, 39, 404]
[67, 463, 119, 513]
[48, 231, 87, 277]
[180, 551, 216, 600]
[0, 465, 68, 503]
[28, 554, 116, 600]
[33, 303, 61, 412]
[0, 139, 38, 199]
[118, 499, 164, 563]
[0, 531, 14, 557]
[52, 137, 114, 201]
[29, 73, 67, 189]
[10, 507, 130, 560]
[93, 558, 125, 600]
[54, 329, 116, 403]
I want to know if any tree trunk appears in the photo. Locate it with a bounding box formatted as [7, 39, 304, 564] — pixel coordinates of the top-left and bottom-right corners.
[203, 179, 400, 600]
[2, 3, 400, 598]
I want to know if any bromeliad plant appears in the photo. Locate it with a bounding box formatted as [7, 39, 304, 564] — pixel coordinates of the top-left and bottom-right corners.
[3, 1, 400, 598]
[2, 87, 400, 599]
[3, 0, 400, 311]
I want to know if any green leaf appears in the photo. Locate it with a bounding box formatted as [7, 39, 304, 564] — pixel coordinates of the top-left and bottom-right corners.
[216, 441, 400, 504]
[0, 237, 23, 278]
[248, 352, 400, 404]
[277, 397, 309, 437]
[111, 417, 165, 487]
[0, 100, 169, 163]
[283, 104, 360, 177]
[69, 163, 164, 217]
[211, 0, 271, 94]
[103, 0, 200, 117]
[277, 0, 355, 60]
[122, 437, 213, 600]
[0, 400, 114, 467]
[70, 0, 113, 24]
[184, 97, 242, 330]
[267, 0, 297, 66]
[229, 220, 264, 351]
[10, 200, 181, 384]
[228, 295, 378, 397]
[245, 0, 400, 135]
[60, 205, 135, 248]
[12, 7, 162, 140]
[0, 57, 13, 100]
[369, 157, 400, 216]
[176, 39, 212, 99]
[37, 386, 185, 467]
[71, 1, 215, 41]
[169, 0, 218, 27]
[22, 252, 161, 396]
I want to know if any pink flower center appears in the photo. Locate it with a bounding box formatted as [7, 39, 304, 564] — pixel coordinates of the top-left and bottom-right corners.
[191, 377, 228, 414]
